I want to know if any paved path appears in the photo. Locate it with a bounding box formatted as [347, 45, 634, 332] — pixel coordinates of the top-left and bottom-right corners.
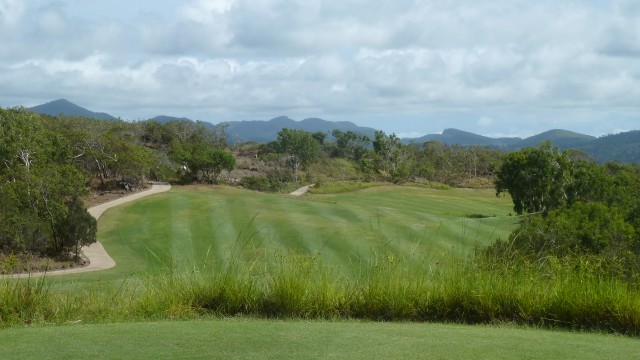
[289, 184, 315, 196]
[2, 184, 171, 279]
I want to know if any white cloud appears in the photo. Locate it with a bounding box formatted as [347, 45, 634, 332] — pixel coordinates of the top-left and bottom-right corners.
[397, 132, 427, 139]
[0, 0, 25, 28]
[478, 117, 494, 127]
[0, 0, 638, 136]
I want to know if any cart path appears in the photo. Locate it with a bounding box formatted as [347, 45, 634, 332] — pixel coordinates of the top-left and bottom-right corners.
[2, 184, 171, 279]
[289, 184, 315, 196]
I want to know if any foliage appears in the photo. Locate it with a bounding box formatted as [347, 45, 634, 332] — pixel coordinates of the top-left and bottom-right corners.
[56, 196, 97, 259]
[489, 145, 640, 282]
[168, 124, 235, 184]
[496, 142, 572, 215]
[2, 254, 640, 336]
[369, 130, 412, 183]
[261, 129, 321, 184]
[0, 108, 94, 259]
[491, 203, 636, 258]
[240, 175, 284, 192]
[329, 129, 370, 161]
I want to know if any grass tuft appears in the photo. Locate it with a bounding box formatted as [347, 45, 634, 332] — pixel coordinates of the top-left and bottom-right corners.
[4, 253, 638, 335]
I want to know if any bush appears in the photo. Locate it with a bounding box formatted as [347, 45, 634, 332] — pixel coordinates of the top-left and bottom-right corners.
[240, 175, 283, 192]
[508, 203, 635, 257]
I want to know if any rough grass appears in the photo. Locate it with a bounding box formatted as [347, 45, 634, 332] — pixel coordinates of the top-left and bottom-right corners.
[2, 255, 639, 335]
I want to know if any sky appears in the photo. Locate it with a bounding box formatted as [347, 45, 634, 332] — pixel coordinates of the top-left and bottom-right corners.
[1, 0, 639, 138]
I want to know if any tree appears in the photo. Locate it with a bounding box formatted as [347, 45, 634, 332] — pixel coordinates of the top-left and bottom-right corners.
[331, 129, 371, 161]
[56, 196, 97, 261]
[271, 129, 320, 183]
[0, 108, 92, 257]
[371, 131, 411, 183]
[495, 142, 572, 215]
[200, 148, 236, 184]
[169, 137, 236, 184]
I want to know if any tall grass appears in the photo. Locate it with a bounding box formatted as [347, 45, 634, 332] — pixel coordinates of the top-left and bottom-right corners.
[2, 251, 639, 335]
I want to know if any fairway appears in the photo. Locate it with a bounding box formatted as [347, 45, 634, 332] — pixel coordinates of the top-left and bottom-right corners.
[2, 319, 638, 360]
[60, 185, 515, 284]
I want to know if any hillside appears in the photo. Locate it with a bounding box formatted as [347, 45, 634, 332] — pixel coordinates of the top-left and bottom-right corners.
[406, 128, 521, 147]
[219, 116, 378, 143]
[22, 100, 640, 163]
[151, 115, 192, 123]
[29, 99, 117, 120]
[575, 130, 640, 163]
[515, 129, 596, 149]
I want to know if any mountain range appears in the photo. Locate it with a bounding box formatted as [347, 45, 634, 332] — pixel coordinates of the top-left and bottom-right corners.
[29, 99, 117, 120]
[25, 99, 640, 164]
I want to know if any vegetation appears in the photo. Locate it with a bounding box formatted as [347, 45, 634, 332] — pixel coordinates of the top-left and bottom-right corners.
[3, 106, 640, 346]
[490, 143, 640, 286]
[0, 108, 235, 268]
[1, 248, 639, 335]
[0, 108, 96, 260]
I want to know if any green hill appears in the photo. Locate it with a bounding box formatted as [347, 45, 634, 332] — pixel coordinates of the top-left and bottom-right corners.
[515, 129, 595, 149]
[575, 130, 640, 163]
[219, 116, 378, 143]
[29, 99, 117, 120]
[407, 128, 522, 147]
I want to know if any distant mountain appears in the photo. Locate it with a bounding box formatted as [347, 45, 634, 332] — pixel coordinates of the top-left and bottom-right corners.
[29, 99, 117, 120]
[574, 131, 640, 164]
[220, 116, 378, 143]
[151, 115, 192, 123]
[24, 100, 639, 164]
[403, 128, 638, 164]
[405, 128, 522, 147]
[516, 129, 595, 149]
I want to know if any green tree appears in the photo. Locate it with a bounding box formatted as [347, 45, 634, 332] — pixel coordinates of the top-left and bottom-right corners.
[371, 131, 411, 183]
[271, 129, 320, 183]
[495, 143, 572, 215]
[56, 196, 97, 261]
[0, 108, 92, 257]
[200, 148, 236, 184]
[498, 202, 635, 258]
[331, 129, 371, 161]
[170, 138, 235, 184]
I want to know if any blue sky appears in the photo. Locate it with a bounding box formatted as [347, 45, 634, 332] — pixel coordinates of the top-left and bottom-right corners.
[1, 0, 639, 138]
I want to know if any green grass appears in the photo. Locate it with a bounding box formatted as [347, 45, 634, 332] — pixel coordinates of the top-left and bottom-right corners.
[2, 319, 638, 360]
[2, 185, 639, 336]
[46, 185, 516, 286]
[3, 254, 638, 335]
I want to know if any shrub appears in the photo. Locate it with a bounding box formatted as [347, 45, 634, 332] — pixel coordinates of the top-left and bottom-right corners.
[240, 175, 283, 192]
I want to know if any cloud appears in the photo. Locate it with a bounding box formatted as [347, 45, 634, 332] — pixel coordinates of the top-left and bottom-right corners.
[0, 0, 638, 136]
[0, 0, 25, 28]
[478, 117, 494, 127]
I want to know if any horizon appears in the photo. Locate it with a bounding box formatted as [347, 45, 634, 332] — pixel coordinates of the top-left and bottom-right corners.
[16, 98, 634, 140]
[2, 1, 640, 138]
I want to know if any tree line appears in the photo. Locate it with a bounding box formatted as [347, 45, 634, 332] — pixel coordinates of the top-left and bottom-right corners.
[242, 128, 503, 190]
[0, 108, 235, 261]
